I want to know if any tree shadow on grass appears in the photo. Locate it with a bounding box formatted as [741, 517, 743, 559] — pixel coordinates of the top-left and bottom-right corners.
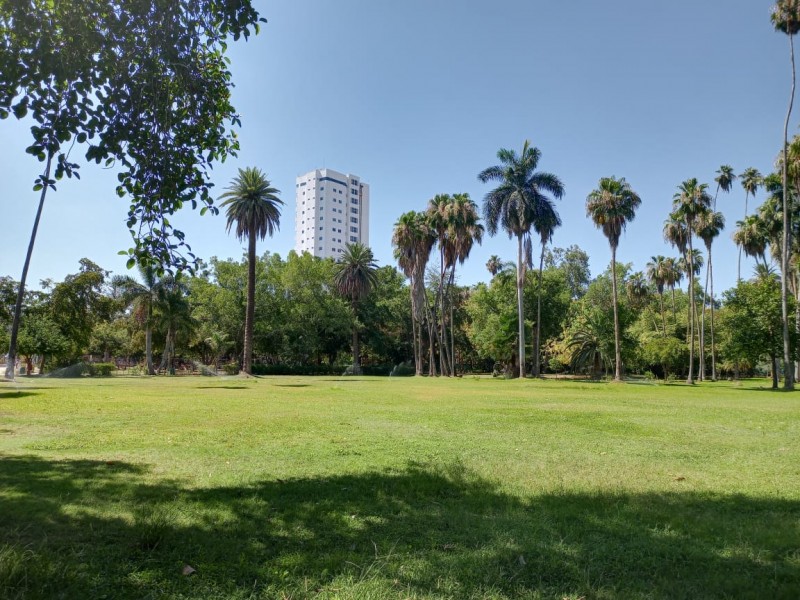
[0, 391, 41, 400]
[0, 455, 798, 599]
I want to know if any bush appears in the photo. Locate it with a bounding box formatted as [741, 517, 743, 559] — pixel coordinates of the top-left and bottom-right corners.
[88, 363, 115, 377]
[222, 363, 240, 375]
[249, 363, 395, 376]
[390, 362, 415, 377]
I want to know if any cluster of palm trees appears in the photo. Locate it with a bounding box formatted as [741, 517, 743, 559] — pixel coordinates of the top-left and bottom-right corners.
[392, 193, 484, 377]
[114, 266, 192, 374]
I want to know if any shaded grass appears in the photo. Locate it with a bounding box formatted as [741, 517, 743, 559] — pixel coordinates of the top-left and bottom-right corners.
[0, 376, 799, 598]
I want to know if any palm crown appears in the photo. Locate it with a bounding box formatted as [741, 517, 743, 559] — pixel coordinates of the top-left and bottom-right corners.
[219, 167, 283, 241]
[585, 177, 642, 249]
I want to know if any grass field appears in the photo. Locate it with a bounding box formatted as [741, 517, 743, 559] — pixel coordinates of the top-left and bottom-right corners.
[0, 375, 798, 599]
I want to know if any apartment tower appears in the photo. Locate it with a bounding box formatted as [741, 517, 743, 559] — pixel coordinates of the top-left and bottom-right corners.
[294, 168, 370, 260]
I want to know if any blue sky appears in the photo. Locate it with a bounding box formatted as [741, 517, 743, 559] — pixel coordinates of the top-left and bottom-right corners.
[0, 1, 793, 293]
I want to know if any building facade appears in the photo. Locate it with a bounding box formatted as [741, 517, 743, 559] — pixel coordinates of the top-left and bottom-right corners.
[294, 168, 370, 260]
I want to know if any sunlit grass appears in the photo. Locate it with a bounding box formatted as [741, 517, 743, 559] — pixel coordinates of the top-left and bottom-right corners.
[0, 375, 798, 598]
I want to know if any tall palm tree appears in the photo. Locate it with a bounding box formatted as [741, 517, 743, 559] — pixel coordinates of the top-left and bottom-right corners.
[672, 179, 712, 384]
[219, 167, 283, 375]
[646, 255, 669, 336]
[696, 210, 725, 381]
[662, 257, 683, 321]
[486, 255, 503, 277]
[738, 168, 763, 281]
[443, 193, 483, 374]
[478, 141, 565, 378]
[532, 209, 562, 377]
[112, 264, 163, 375]
[426, 194, 455, 376]
[733, 215, 770, 268]
[626, 272, 649, 311]
[392, 211, 435, 376]
[334, 242, 378, 375]
[773, 0, 800, 390]
[713, 165, 736, 212]
[586, 176, 642, 381]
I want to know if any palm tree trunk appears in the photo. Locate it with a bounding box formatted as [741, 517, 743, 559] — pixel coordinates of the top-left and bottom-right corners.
[533, 241, 546, 377]
[771, 352, 779, 390]
[145, 324, 154, 375]
[700, 251, 711, 382]
[5, 152, 54, 380]
[449, 267, 456, 376]
[410, 277, 420, 375]
[351, 319, 361, 375]
[659, 291, 667, 337]
[242, 224, 256, 375]
[738, 192, 748, 282]
[781, 32, 796, 390]
[709, 246, 717, 381]
[687, 237, 695, 385]
[610, 245, 622, 381]
[516, 235, 526, 379]
[671, 286, 677, 322]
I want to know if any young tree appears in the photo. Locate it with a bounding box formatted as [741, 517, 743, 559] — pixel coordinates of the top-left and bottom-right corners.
[334, 243, 379, 375]
[646, 255, 669, 336]
[219, 168, 283, 375]
[478, 141, 564, 378]
[586, 176, 642, 381]
[113, 265, 165, 375]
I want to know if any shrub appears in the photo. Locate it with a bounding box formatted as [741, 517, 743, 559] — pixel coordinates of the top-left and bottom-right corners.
[390, 362, 415, 377]
[222, 363, 240, 375]
[88, 363, 115, 377]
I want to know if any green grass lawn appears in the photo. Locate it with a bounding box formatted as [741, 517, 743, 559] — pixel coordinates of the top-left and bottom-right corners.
[0, 375, 798, 599]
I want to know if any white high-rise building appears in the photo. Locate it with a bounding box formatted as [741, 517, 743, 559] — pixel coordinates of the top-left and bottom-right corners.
[294, 168, 370, 260]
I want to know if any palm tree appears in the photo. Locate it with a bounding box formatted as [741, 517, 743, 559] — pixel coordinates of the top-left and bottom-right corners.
[532, 208, 561, 377]
[219, 167, 283, 375]
[426, 193, 454, 376]
[696, 210, 725, 381]
[713, 165, 736, 212]
[443, 193, 483, 374]
[738, 168, 763, 281]
[392, 211, 435, 376]
[486, 255, 503, 277]
[586, 176, 642, 381]
[734, 215, 770, 268]
[626, 272, 649, 310]
[478, 141, 565, 378]
[112, 264, 163, 375]
[672, 179, 712, 384]
[646, 256, 669, 336]
[773, 0, 800, 390]
[663, 257, 683, 321]
[334, 242, 378, 375]
[154, 275, 194, 372]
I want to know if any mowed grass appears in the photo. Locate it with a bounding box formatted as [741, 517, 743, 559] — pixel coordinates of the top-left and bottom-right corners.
[0, 376, 798, 599]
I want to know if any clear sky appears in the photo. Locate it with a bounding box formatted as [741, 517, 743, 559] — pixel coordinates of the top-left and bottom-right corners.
[0, 1, 793, 293]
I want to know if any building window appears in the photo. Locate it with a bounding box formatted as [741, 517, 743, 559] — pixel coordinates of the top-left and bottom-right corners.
[350, 236, 357, 242]
[350, 217, 358, 223]
[351, 188, 358, 195]
[351, 207, 358, 214]
[351, 179, 358, 185]
[351, 198, 358, 205]
[350, 226, 358, 233]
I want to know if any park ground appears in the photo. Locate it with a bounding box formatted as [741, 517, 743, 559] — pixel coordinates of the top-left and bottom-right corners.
[0, 375, 798, 599]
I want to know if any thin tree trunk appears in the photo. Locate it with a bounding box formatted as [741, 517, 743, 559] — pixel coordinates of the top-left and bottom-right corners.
[533, 241, 546, 377]
[772, 352, 779, 390]
[611, 245, 622, 381]
[410, 276, 420, 375]
[781, 33, 796, 390]
[671, 287, 676, 322]
[516, 235, 526, 379]
[5, 152, 54, 380]
[738, 192, 748, 282]
[659, 291, 667, 337]
[146, 301, 155, 375]
[795, 281, 800, 382]
[687, 236, 695, 385]
[710, 246, 718, 381]
[449, 267, 456, 376]
[243, 224, 256, 375]
[699, 252, 711, 382]
[351, 319, 361, 375]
